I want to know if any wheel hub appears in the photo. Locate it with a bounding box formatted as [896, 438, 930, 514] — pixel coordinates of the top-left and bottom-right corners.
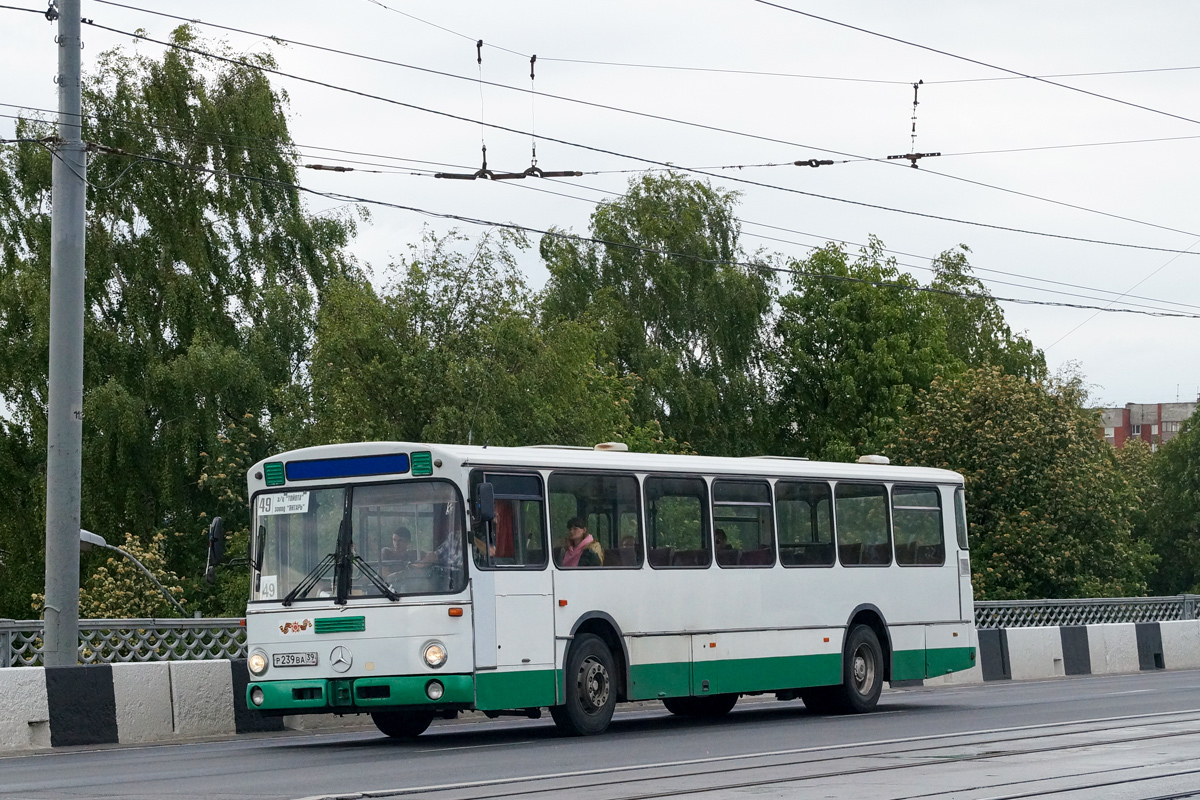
[578, 656, 610, 713]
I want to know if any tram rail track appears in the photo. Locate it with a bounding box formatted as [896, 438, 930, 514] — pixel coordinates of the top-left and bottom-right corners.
[296, 709, 1200, 800]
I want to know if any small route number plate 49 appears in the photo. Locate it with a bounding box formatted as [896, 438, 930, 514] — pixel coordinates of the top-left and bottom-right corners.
[273, 652, 318, 667]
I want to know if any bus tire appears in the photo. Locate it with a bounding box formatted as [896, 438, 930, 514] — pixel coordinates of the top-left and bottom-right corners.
[550, 633, 617, 736]
[662, 697, 697, 716]
[371, 709, 435, 739]
[836, 624, 884, 713]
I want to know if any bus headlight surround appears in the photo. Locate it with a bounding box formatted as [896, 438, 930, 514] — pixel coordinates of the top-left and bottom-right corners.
[248, 650, 269, 676]
[426, 680, 444, 700]
[423, 641, 447, 669]
[250, 686, 265, 707]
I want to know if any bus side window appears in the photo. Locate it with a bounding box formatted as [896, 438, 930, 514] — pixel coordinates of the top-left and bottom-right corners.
[548, 472, 642, 568]
[776, 481, 834, 567]
[471, 472, 546, 569]
[712, 480, 775, 568]
[644, 476, 710, 569]
[954, 487, 969, 550]
[835, 483, 891, 566]
[892, 485, 944, 566]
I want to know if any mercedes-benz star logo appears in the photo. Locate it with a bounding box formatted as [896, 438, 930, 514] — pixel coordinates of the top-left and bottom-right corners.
[330, 645, 353, 673]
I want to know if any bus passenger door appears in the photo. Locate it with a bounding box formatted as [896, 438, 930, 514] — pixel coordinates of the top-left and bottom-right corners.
[472, 474, 556, 709]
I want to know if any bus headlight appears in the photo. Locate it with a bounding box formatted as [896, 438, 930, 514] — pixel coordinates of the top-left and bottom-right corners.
[250, 686, 265, 707]
[426, 680, 444, 700]
[248, 650, 269, 676]
[423, 641, 447, 668]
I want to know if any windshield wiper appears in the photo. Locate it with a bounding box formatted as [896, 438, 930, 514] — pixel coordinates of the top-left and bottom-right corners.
[351, 556, 399, 601]
[281, 553, 335, 606]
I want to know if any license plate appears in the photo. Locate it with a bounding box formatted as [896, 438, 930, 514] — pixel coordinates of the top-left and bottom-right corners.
[273, 652, 318, 667]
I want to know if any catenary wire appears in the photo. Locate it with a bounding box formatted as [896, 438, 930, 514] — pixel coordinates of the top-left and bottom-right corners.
[78, 20, 1200, 258]
[492, 175, 1199, 315]
[351, 0, 1200, 87]
[8, 104, 1197, 313]
[82, 4, 1200, 240]
[87, 143, 1200, 319]
[750, 0, 1200, 128]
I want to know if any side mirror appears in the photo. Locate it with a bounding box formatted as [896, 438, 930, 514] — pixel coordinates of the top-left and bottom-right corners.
[474, 482, 495, 523]
[204, 516, 225, 585]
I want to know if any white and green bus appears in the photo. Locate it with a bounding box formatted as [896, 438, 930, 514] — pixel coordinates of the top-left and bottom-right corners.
[241, 441, 975, 737]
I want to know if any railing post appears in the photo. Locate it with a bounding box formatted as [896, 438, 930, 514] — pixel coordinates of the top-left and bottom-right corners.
[0, 620, 11, 667]
[1184, 594, 1199, 620]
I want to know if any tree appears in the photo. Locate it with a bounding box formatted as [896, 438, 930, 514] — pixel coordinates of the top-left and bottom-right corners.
[929, 246, 1046, 381]
[304, 228, 688, 454]
[0, 27, 357, 618]
[541, 172, 776, 456]
[1143, 408, 1200, 594]
[772, 238, 952, 462]
[887, 367, 1156, 600]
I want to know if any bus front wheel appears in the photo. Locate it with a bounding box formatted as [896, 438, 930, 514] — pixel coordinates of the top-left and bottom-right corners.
[371, 709, 435, 739]
[550, 633, 617, 736]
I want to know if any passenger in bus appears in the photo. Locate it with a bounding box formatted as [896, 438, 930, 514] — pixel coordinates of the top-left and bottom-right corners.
[381, 527, 415, 565]
[559, 517, 603, 567]
[714, 528, 732, 551]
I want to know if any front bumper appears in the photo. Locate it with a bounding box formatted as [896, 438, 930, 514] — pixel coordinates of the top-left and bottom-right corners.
[248, 673, 475, 714]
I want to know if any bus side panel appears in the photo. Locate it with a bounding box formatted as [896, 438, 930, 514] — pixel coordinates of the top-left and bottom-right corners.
[627, 636, 691, 701]
[925, 622, 976, 677]
[475, 666, 557, 710]
[693, 629, 842, 695]
[889, 624, 927, 682]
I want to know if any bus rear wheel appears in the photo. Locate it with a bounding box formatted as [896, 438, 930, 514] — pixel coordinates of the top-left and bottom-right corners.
[371, 709, 435, 739]
[550, 633, 617, 736]
[835, 624, 884, 713]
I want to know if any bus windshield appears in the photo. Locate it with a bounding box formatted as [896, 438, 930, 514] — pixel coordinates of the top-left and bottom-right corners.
[251, 481, 466, 603]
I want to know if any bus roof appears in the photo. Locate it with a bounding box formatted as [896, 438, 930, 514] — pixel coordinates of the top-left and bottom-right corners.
[248, 441, 964, 487]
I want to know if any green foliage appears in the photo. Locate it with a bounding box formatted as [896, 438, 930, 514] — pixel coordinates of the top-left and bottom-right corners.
[773, 239, 952, 462]
[0, 28, 356, 618]
[1143, 409, 1200, 593]
[929, 247, 1046, 381]
[887, 367, 1156, 600]
[541, 172, 776, 455]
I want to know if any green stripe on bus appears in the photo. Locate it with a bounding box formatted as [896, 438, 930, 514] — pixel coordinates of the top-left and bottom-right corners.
[926, 646, 976, 677]
[475, 669, 557, 710]
[629, 653, 841, 700]
[892, 649, 926, 682]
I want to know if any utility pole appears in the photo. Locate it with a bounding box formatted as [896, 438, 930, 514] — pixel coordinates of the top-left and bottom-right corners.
[43, 0, 87, 667]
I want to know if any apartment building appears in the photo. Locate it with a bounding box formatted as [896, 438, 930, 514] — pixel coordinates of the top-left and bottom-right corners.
[1100, 401, 1197, 449]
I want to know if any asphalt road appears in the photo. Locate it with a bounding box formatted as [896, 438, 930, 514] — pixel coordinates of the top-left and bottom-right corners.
[3, 670, 1200, 800]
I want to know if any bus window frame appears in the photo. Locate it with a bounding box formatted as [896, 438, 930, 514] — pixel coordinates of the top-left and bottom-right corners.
[831, 479, 894, 568]
[644, 473, 712, 570]
[711, 478, 776, 569]
[469, 469, 549, 572]
[546, 469, 645, 570]
[773, 478, 836, 569]
[890, 483, 946, 568]
[954, 486, 969, 551]
[248, 476, 470, 603]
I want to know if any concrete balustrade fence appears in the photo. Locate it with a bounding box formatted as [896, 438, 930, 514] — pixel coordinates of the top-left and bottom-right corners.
[3, 606, 1199, 750]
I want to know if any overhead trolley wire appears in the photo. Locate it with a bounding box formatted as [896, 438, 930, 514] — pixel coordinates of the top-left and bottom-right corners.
[86, 3, 1200, 241]
[351, 0, 1200, 87]
[492, 174, 1200, 316]
[79, 19, 1200, 258]
[87, 142, 1200, 320]
[749, 0, 1200, 129]
[7, 101, 1197, 314]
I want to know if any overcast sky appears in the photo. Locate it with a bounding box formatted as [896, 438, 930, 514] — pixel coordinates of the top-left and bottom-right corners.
[3, 1, 1198, 407]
